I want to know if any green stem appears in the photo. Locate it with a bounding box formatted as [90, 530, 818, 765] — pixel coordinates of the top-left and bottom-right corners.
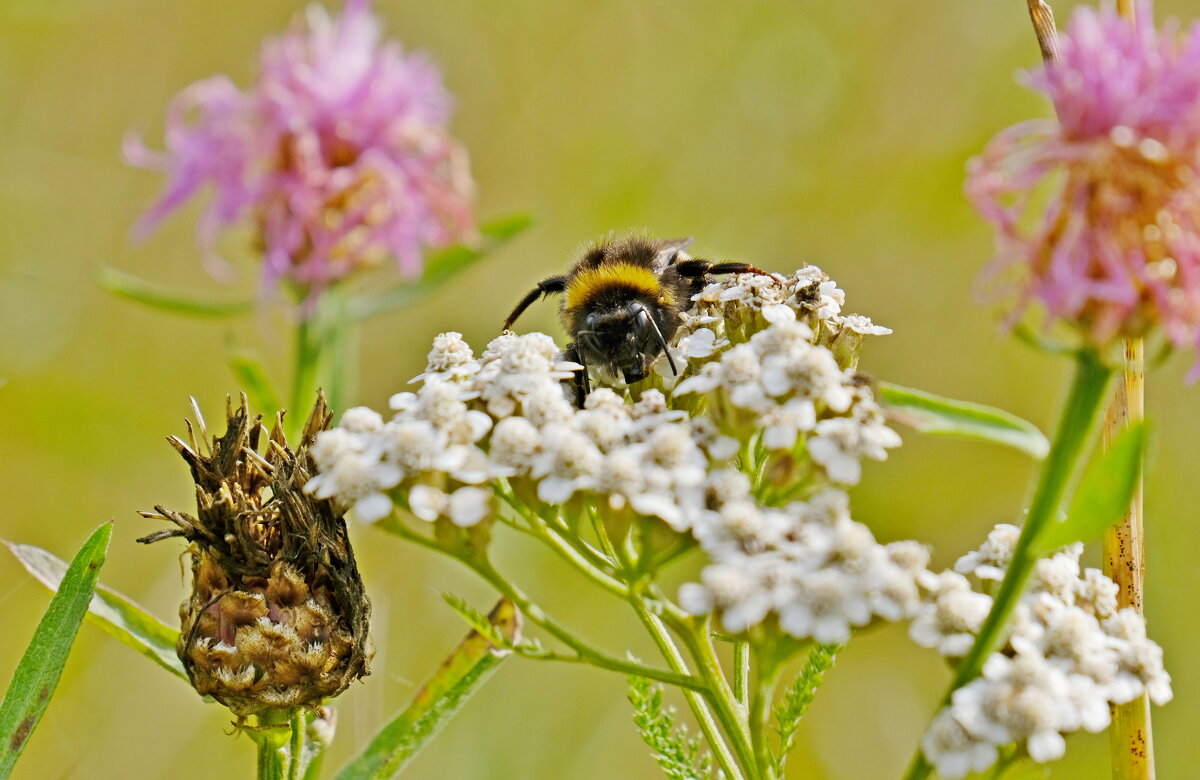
[494, 486, 625, 596]
[377, 514, 704, 692]
[988, 745, 1022, 779]
[903, 350, 1113, 780]
[594, 511, 755, 778]
[681, 618, 758, 780]
[628, 590, 746, 780]
[734, 640, 750, 707]
[289, 315, 323, 436]
[323, 288, 350, 414]
[469, 556, 706, 690]
[253, 709, 292, 780]
[750, 654, 785, 780]
[288, 709, 304, 780]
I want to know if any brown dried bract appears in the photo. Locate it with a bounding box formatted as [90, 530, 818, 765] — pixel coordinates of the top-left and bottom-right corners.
[139, 393, 372, 716]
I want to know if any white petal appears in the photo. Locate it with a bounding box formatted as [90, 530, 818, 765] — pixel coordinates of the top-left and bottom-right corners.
[354, 493, 393, 523]
[408, 484, 446, 522]
[1027, 730, 1066, 763]
[761, 304, 796, 324]
[449, 486, 491, 527]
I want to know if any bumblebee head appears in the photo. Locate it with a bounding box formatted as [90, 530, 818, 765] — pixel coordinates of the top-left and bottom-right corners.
[576, 301, 677, 384]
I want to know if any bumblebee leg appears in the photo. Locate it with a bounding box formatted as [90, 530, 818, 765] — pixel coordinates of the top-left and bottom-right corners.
[673, 259, 768, 278]
[502, 275, 567, 331]
[563, 343, 590, 408]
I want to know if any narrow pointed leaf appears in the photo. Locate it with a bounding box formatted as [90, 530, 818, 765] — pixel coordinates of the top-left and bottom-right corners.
[350, 213, 535, 321]
[5, 541, 186, 680]
[334, 598, 521, 780]
[226, 342, 283, 417]
[1033, 422, 1148, 555]
[0, 523, 112, 778]
[878, 382, 1050, 459]
[96, 266, 256, 318]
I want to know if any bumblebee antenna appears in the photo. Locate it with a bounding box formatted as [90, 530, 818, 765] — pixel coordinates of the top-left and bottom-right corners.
[502, 275, 567, 331]
[632, 303, 677, 377]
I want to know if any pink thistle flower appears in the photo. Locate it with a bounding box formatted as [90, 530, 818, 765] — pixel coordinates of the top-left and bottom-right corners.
[967, 1, 1200, 376]
[126, 0, 475, 303]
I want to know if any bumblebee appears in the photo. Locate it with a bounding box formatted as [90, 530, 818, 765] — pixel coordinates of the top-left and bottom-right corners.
[502, 235, 764, 402]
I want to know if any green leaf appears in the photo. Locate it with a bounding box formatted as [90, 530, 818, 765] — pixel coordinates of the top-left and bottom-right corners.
[226, 340, 283, 417]
[5, 541, 187, 681]
[877, 382, 1050, 459]
[627, 674, 714, 780]
[350, 212, 535, 321]
[95, 266, 256, 318]
[0, 523, 112, 777]
[1033, 422, 1148, 555]
[772, 643, 840, 774]
[334, 598, 521, 780]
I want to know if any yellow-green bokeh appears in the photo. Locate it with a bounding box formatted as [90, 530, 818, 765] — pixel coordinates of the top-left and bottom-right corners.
[1, 1, 1197, 777]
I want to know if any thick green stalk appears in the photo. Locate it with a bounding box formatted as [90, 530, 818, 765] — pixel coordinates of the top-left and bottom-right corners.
[322, 288, 351, 415]
[254, 709, 292, 780]
[904, 351, 1113, 780]
[288, 709, 305, 780]
[289, 315, 323, 437]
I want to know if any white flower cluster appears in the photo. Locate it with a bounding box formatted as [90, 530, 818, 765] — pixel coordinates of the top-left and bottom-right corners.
[306, 262, 901, 520]
[679, 479, 934, 643]
[306, 330, 739, 531]
[916, 524, 1173, 779]
[659, 266, 890, 382]
[674, 311, 899, 485]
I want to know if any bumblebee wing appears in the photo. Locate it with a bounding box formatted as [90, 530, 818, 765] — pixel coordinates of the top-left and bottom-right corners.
[653, 237, 694, 270]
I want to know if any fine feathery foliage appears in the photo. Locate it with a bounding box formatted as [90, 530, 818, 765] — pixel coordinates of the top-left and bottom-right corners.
[0, 523, 112, 779]
[627, 675, 715, 780]
[772, 643, 841, 774]
[440, 592, 515, 651]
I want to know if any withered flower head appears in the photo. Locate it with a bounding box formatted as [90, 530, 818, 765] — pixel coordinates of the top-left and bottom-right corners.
[139, 394, 371, 717]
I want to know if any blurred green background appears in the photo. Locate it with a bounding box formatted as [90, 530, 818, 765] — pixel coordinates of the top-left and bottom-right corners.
[2, 0, 1197, 777]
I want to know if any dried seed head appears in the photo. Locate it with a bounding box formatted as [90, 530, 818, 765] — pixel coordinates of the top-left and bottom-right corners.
[140, 393, 372, 716]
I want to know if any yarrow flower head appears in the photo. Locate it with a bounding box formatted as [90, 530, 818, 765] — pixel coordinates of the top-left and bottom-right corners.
[302, 256, 922, 648]
[304, 260, 898, 526]
[127, 0, 474, 303]
[967, 1, 1200, 376]
[915, 525, 1172, 778]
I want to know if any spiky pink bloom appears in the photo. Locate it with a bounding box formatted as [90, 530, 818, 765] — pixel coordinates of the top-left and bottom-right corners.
[967, 1, 1200, 375]
[127, 0, 475, 302]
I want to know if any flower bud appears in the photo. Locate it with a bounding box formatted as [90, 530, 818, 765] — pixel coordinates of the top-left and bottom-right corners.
[139, 394, 372, 716]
